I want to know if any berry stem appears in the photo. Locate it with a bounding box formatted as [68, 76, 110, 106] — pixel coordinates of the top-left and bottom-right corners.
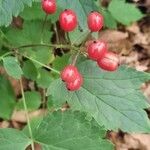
[0, 52, 13, 61]
[66, 32, 71, 44]
[54, 23, 64, 54]
[19, 79, 34, 150]
[72, 51, 80, 66]
[40, 14, 48, 43]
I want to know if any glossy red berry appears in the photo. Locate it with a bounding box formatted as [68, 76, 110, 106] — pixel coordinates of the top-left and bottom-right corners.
[59, 9, 77, 32]
[42, 0, 56, 14]
[87, 40, 107, 61]
[61, 65, 78, 82]
[87, 11, 103, 32]
[97, 52, 119, 71]
[66, 74, 83, 91]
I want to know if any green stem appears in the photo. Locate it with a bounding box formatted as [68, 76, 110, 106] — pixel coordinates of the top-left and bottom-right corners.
[72, 51, 80, 66]
[19, 79, 34, 150]
[14, 43, 76, 50]
[0, 52, 13, 61]
[22, 53, 60, 74]
[54, 23, 64, 54]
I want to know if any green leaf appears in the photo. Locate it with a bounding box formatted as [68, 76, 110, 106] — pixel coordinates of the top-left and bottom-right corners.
[57, 0, 98, 45]
[20, 2, 61, 23]
[57, 0, 98, 30]
[16, 91, 41, 111]
[47, 60, 150, 132]
[0, 75, 16, 119]
[32, 111, 113, 150]
[6, 20, 53, 67]
[3, 56, 23, 79]
[69, 28, 89, 45]
[0, 0, 32, 27]
[36, 68, 54, 88]
[6, 20, 52, 46]
[53, 54, 70, 71]
[22, 60, 38, 80]
[33, 48, 52, 68]
[108, 0, 143, 25]
[0, 128, 31, 150]
[101, 9, 117, 29]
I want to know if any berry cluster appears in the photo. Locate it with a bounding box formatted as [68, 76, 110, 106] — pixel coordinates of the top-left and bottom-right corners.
[41, 0, 119, 91]
[60, 65, 83, 91]
[41, 0, 103, 32]
[87, 40, 119, 71]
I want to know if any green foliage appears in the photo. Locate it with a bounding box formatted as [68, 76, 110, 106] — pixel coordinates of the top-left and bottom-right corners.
[5, 20, 52, 46]
[32, 111, 113, 150]
[0, 76, 16, 119]
[20, 2, 61, 23]
[0, 0, 149, 149]
[0, 111, 113, 150]
[36, 68, 54, 88]
[108, 0, 143, 25]
[16, 91, 41, 111]
[57, 0, 98, 30]
[0, 0, 32, 27]
[47, 60, 150, 132]
[22, 60, 38, 80]
[101, 9, 117, 29]
[53, 54, 70, 71]
[3, 56, 23, 79]
[0, 128, 31, 150]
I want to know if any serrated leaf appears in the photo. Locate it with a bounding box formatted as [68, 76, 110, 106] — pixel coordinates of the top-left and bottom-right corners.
[16, 91, 41, 111]
[6, 20, 52, 46]
[32, 111, 113, 150]
[3, 56, 23, 79]
[36, 68, 54, 88]
[47, 60, 150, 132]
[0, 128, 31, 150]
[101, 9, 117, 29]
[22, 60, 38, 80]
[108, 0, 143, 25]
[0, 0, 32, 27]
[69, 28, 89, 45]
[5, 20, 53, 67]
[0, 75, 16, 119]
[53, 54, 70, 71]
[20, 2, 61, 23]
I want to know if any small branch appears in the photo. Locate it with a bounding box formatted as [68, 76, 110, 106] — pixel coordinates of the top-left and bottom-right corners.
[54, 23, 64, 54]
[0, 52, 13, 61]
[72, 51, 81, 66]
[14, 43, 75, 50]
[21, 53, 60, 74]
[65, 32, 71, 45]
[19, 79, 34, 150]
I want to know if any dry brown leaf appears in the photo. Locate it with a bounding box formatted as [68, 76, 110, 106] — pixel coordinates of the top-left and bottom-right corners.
[0, 121, 10, 128]
[11, 109, 47, 123]
[99, 30, 128, 43]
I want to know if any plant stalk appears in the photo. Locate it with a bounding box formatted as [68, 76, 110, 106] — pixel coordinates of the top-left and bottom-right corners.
[19, 79, 34, 150]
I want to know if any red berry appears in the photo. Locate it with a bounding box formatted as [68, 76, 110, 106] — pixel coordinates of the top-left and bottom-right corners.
[66, 74, 83, 91]
[61, 65, 78, 82]
[59, 9, 77, 32]
[87, 11, 103, 32]
[87, 40, 107, 61]
[42, 0, 56, 14]
[97, 52, 119, 71]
